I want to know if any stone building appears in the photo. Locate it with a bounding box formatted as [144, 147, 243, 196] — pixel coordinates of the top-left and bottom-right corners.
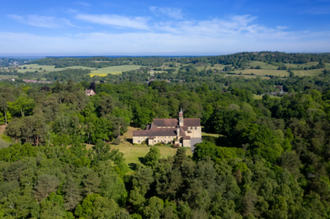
[85, 89, 96, 96]
[133, 109, 202, 148]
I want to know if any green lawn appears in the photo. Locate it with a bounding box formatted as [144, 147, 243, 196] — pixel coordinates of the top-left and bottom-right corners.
[292, 68, 325, 77]
[0, 75, 18, 78]
[111, 143, 191, 165]
[284, 62, 319, 69]
[89, 126, 193, 171]
[0, 125, 11, 149]
[195, 64, 228, 71]
[249, 61, 278, 70]
[235, 69, 289, 77]
[90, 65, 142, 76]
[202, 132, 221, 138]
[8, 64, 143, 76]
[225, 74, 271, 80]
[253, 94, 282, 100]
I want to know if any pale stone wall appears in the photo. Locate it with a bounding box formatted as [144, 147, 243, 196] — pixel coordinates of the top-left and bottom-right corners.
[134, 136, 177, 145]
[185, 126, 202, 138]
[183, 139, 191, 147]
[133, 136, 148, 144]
[148, 139, 154, 145]
[153, 136, 176, 144]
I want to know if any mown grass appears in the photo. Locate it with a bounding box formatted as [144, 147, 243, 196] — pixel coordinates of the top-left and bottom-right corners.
[202, 132, 221, 138]
[253, 94, 282, 100]
[0, 125, 11, 149]
[234, 69, 289, 77]
[90, 65, 142, 76]
[87, 126, 192, 170]
[224, 74, 271, 80]
[7, 64, 96, 74]
[195, 64, 228, 71]
[0, 75, 18, 78]
[284, 62, 319, 69]
[249, 61, 278, 70]
[293, 68, 325, 77]
[6, 64, 143, 76]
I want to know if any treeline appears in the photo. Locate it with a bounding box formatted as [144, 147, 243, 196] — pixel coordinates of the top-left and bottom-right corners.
[1, 62, 330, 217]
[178, 52, 330, 69]
[32, 57, 166, 68]
[0, 80, 131, 147]
[17, 69, 92, 82]
[30, 52, 330, 70]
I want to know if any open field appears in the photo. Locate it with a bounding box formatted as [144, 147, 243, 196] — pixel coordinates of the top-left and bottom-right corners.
[8, 64, 96, 74]
[202, 132, 221, 138]
[195, 64, 228, 71]
[284, 62, 319, 69]
[0, 75, 18, 78]
[88, 126, 192, 169]
[253, 94, 282, 100]
[234, 69, 289, 77]
[249, 61, 278, 70]
[90, 65, 142, 76]
[6, 64, 143, 76]
[0, 125, 11, 149]
[292, 68, 325, 77]
[225, 74, 271, 80]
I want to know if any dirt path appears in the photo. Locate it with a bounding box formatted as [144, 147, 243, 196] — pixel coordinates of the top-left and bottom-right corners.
[0, 125, 6, 135]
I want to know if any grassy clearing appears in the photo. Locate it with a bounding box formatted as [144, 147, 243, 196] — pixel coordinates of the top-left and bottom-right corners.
[284, 62, 319, 69]
[225, 74, 271, 80]
[234, 69, 289, 77]
[87, 126, 192, 169]
[195, 64, 228, 71]
[8, 64, 96, 74]
[253, 94, 281, 100]
[202, 132, 221, 138]
[6, 64, 142, 76]
[90, 65, 142, 76]
[292, 68, 325, 77]
[0, 75, 18, 78]
[0, 125, 11, 149]
[249, 61, 278, 70]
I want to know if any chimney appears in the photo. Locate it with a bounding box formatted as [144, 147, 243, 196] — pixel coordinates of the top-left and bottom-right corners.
[177, 128, 180, 137]
[179, 108, 183, 126]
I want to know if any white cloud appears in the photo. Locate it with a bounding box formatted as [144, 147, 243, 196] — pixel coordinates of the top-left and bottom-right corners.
[1, 29, 330, 56]
[75, 2, 90, 7]
[153, 15, 291, 40]
[2, 14, 330, 55]
[75, 14, 150, 30]
[8, 14, 75, 28]
[150, 6, 183, 19]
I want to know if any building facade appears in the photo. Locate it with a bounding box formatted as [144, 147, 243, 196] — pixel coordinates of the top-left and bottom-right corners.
[85, 89, 96, 96]
[133, 109, 202, 147]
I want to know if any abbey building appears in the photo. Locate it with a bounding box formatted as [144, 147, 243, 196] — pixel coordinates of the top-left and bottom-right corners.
[133, 109, 202, 147]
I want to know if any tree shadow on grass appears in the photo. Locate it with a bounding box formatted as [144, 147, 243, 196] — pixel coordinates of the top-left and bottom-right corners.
[128, 163, 138, 171]
[138, 157, 145, 164]
[126, 138, 133, 144]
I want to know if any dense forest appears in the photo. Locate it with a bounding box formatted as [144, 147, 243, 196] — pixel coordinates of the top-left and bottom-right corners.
[1, 53, 330, 218]
[31, 52, 330, 69]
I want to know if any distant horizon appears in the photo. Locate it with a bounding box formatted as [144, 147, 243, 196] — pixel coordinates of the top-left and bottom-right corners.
[1, 0, 330, 54]
[2, 51, 330, 59]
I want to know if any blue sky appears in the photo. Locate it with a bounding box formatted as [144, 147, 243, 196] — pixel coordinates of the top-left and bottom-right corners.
[0, 0, 330, 55]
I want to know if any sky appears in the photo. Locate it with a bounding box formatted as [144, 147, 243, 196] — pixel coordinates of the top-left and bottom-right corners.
[0, 0, 330, 56]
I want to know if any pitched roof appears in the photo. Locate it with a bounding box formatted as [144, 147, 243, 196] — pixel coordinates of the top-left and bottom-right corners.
[183, 118, 200, 126]
[133, 128, 178, 137]
[153, 119, 178, 127]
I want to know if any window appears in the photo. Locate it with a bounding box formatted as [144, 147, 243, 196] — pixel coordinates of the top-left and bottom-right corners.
[138, 141, 140, 143]
[195, 127, 197, 130]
